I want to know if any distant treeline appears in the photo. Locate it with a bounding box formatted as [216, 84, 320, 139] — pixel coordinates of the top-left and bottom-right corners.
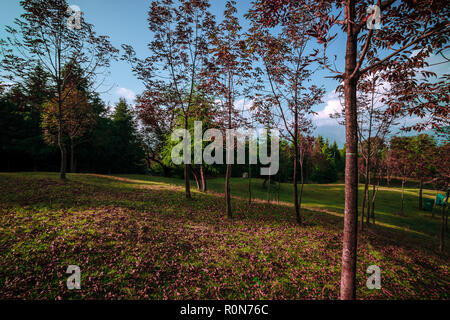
[0, 66, 145, 174]
[0, 65, 346, 183]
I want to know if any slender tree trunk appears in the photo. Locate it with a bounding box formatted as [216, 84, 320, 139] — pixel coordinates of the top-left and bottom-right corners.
[184, 165, 191, 197]
[293, 145, 301, 224]
[370, 176, 379, 224]
[200, 164, 207, 192]
[267, 170, 271, 203]
[340, 0, 359, 300]
[248, 163, 252, 204]
[299, 157, 305, 211]
[445, 213, 448, 232]
[190, 165, 201, 191]
[293, 152, 300, 221]
[440, 193, 449, 253]
[225, 164, 232, 218]
[371, 194, 376, 223]
[58, 102, 67, 180]
[360, 158, 369, 231]
[184, 117, 191, 199]
[360, 182, 367, 230]
[401, 179, 405, 215]
[56, 45, 66, 180]
[365, 80, 375, 226]
[293, 105, 301, 224]
[366, 172, 371, 225]
[225, 75, 233, 218]
[419, 178, 423, 210]
[70, 140, 74, 174]
[145, 155, 152, 171]
[277, 173, 280, 203]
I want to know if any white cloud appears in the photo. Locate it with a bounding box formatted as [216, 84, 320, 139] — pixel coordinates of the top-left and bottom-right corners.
[310, 91, 345, 145]
[235, 98, 253, 112]
[115, 87, 136, 101]
[313, 91, 342, 127]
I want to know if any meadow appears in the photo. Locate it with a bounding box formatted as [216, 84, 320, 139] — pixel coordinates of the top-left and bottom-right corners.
[0, 172, 448, 299]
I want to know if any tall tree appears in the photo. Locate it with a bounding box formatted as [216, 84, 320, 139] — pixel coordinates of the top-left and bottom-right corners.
[208, 0, 252, 218]
[410, 134, 437, 210]
[333, 73, 397, 230]
[41, 84, 95, 173]
[111, 98, 146, 174]
[123, 0, 215, 199]
[248, 9, 324, 224]
[388, 136, 415, 215]
[311, 136, 338, 183]
[4, 64, 54, 170]
[250, 0, 449, 299]
[0, 0, 117, 179]
[41, 62, 96, 173]
[366, 137, 387, 224]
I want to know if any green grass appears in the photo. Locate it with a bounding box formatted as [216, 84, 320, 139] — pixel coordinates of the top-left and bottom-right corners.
[0, 172, 448, 300]
[117, 174, 445, 239]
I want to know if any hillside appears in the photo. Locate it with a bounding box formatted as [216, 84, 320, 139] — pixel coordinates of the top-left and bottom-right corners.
[0, 173, 448, 299]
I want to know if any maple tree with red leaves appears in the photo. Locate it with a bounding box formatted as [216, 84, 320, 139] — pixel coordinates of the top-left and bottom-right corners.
[206, 0, 254, 218]
[247, 8, 325, 224]
[122, 0, 215, 199]
[332, 72, 399, 230]
[387, 136, 416, 216]
[41, 63, 97, 174]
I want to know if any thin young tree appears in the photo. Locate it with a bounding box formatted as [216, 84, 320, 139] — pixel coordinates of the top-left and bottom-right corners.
[367, 137, 387, 224]
[410, 134, 437, 210]
[123, 0, 214, 199]
[252, 97, 279, 203]
[388, 136, 415, 215]
[208, 1, 252, 218]
[248, 12, 324, 224]
[41, 79, 95, 173]
[0, 0, 117, 179]
[333, 73, 397, 230]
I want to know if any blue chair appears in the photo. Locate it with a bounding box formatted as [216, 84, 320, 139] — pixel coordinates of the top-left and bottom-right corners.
[436, 194, 445, 207]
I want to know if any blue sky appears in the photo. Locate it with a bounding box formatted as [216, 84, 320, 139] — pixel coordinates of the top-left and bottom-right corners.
[2, 0, 446, 146]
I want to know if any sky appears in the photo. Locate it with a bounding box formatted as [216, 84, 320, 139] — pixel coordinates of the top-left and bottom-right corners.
[1, 0, 448, 146]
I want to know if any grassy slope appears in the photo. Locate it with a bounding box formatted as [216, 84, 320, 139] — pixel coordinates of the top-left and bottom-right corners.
[0, 172, 448, 299]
